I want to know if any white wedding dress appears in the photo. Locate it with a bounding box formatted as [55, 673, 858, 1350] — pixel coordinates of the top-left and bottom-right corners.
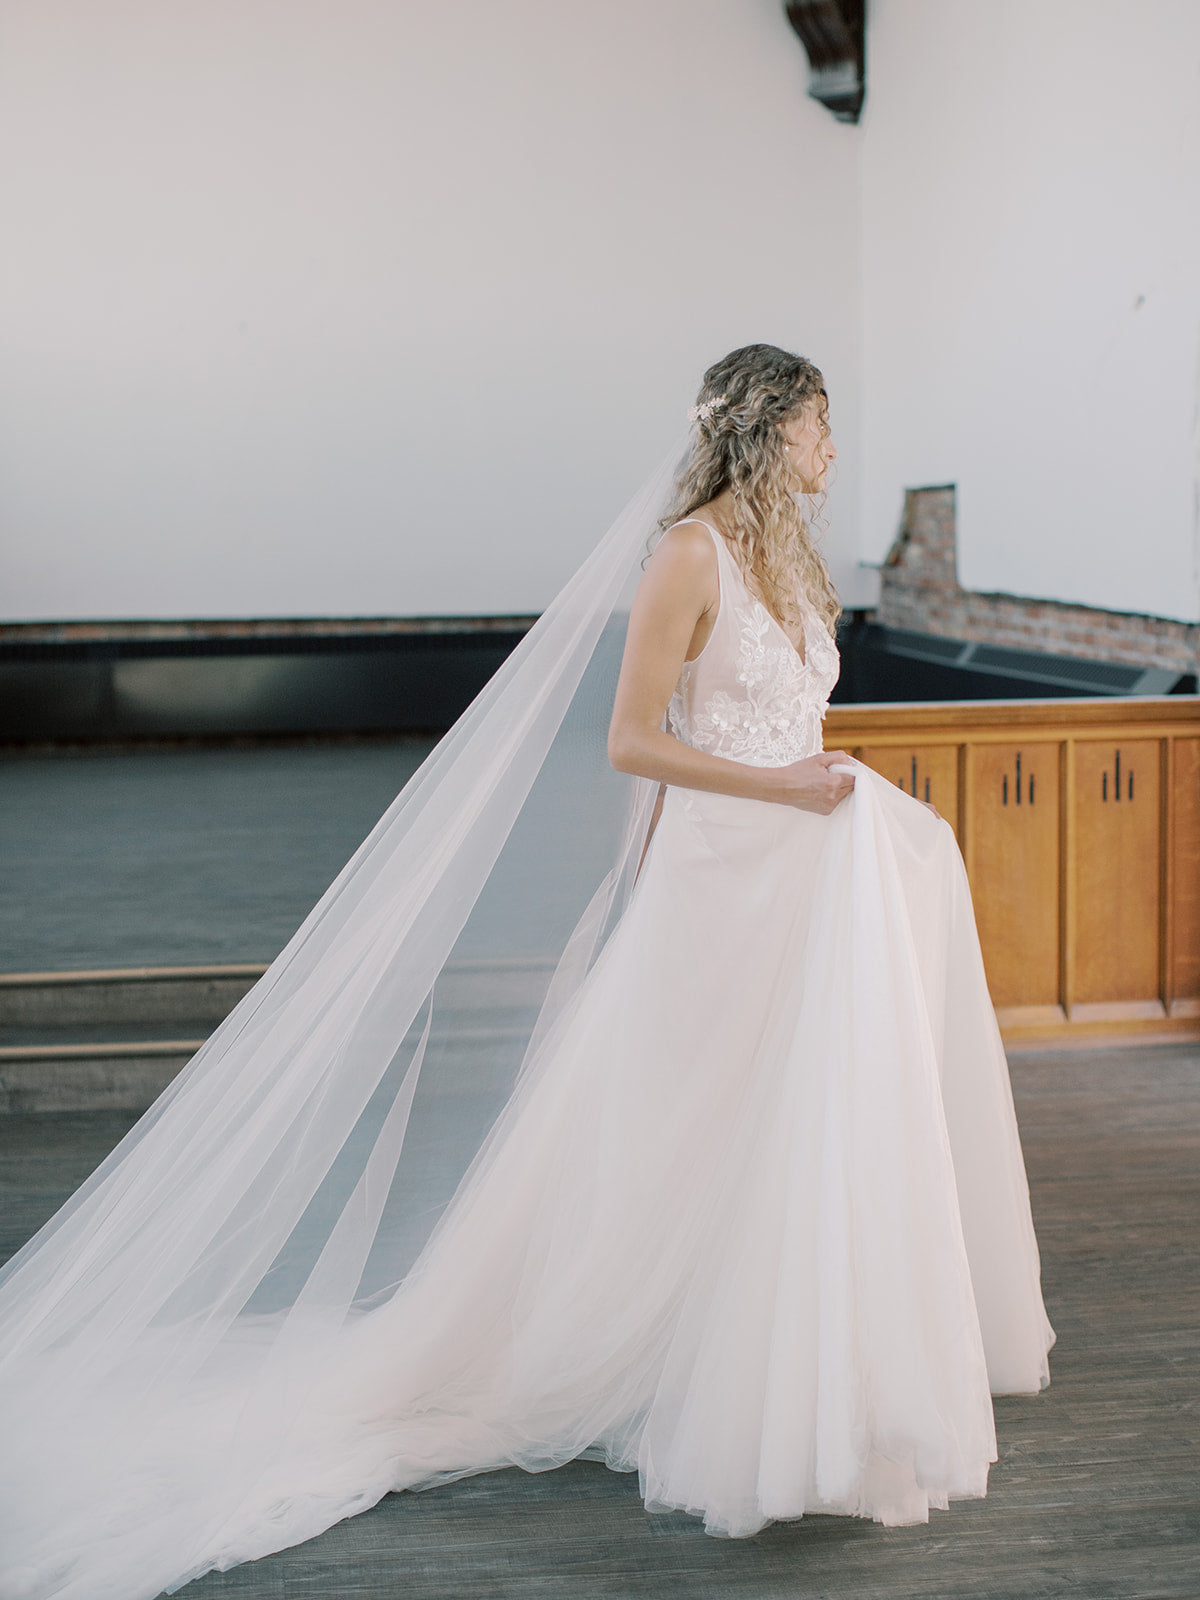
[0, 517, 1053, 1600]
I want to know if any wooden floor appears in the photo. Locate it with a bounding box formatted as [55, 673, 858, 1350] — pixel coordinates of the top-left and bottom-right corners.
[2, 1042, 1197, 1600]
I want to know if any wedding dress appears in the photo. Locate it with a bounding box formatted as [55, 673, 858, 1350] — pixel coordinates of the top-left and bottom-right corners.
[0, 466, 1053, 1600]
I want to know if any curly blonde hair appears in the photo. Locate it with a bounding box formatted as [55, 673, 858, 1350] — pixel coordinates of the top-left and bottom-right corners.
[658, 344, 841, 638]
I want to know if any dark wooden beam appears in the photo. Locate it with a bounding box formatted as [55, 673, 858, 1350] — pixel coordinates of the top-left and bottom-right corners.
[784, 0, 865, 123]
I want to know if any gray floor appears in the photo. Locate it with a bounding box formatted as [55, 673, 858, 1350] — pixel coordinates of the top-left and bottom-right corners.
[0, 740, 435, 970]
[3, 1042, 1197, 1600]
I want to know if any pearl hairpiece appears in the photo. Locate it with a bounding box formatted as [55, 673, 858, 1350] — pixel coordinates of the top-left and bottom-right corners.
[686, 394, 728, 424]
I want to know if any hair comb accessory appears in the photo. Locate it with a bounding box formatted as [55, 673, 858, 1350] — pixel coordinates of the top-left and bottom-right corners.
[686, 393, 728, 424]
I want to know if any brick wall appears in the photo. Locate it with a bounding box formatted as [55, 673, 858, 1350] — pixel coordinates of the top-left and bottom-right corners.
[874, 486, 1200, 675]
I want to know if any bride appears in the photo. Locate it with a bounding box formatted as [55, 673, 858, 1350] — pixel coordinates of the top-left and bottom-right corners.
[0, 344, 1053, 1600]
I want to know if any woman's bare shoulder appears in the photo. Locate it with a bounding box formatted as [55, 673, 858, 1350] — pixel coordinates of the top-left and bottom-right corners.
[638, 519, 719, 613]
[652, 517, 718, 571]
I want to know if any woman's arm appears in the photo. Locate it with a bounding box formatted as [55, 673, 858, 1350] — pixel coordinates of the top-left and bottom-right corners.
[607, 524, 855, 815]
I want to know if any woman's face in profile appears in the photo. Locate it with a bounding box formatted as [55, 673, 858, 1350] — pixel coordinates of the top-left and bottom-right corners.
[781, 401, 836, 492]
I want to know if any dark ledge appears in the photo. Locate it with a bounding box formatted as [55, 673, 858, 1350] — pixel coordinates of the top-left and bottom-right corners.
[0, 616, 539, 646]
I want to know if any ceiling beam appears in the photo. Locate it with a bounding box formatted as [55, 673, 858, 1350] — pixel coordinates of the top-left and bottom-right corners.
[784, 0, 865, 124]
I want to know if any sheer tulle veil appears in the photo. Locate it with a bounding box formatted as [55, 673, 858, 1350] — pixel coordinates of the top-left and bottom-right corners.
[0, 428, 722, 1590]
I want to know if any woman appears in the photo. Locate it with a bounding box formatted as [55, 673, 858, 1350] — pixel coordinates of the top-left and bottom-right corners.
[0, 345, 1053, 1600]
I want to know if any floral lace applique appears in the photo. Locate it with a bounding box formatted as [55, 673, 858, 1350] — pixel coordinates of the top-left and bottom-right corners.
[669, 593, 839, 769]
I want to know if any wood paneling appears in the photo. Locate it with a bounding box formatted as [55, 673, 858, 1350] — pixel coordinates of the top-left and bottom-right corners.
[1072, 740, 1161, 1006]
[1171, 737, 1200, 1006]
[855, 743, 960, 836]
[827, 698, 1200, 735]
[967, 742, 1061, 1009]
[824, 698, 1200, 1045]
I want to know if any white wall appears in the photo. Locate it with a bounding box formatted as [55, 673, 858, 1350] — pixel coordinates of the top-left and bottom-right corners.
[861, 0, 1200, 623]
[0, 0, 863, 622]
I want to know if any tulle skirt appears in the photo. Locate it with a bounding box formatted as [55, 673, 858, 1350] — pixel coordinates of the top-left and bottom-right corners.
[0, 765, 1053, 1600]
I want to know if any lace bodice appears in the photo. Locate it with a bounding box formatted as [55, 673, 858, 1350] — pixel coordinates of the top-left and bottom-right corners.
[667, 519, 840, 769]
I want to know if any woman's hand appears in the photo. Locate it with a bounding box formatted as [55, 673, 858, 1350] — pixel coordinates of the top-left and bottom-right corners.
[768, 750, 856, 814]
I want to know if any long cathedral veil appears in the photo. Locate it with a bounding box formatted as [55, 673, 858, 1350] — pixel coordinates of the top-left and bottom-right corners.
[0, 433, 694, 1598]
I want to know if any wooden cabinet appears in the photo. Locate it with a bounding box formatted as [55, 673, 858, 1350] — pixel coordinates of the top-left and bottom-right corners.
[1172, 738, 1200, 1009]
[855, 744, 960, 838]
[1072, 740, 1161, 1010]
[967, 742, 1061, 1012]
[826, 698, 1200, 1046]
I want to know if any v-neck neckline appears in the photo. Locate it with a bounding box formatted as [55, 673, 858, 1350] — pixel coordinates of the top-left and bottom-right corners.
[685, 518, 810, 670]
